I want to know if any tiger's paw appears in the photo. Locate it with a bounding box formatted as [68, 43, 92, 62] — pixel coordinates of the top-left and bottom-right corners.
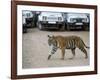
[48, 55, 51, 60]
[85, 56, 88, 59]
[69, 57, 74, 60]
[61, 58, 64, 60]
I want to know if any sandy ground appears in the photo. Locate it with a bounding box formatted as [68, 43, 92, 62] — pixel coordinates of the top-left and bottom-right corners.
[22, 28, 90, 69]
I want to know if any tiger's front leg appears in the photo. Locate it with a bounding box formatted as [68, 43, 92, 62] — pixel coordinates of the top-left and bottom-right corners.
[48, 46, 58, 60]
[69, 48, 75, 59]
[61, 48, 65, 60]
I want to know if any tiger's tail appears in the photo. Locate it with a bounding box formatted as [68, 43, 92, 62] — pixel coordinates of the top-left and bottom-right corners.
[81, 40, 90, 49]
[85, 46, 90, 49]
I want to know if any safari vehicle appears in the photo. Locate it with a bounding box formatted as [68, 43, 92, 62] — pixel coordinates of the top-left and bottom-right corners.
[65, 13, 90, 31]
[37, 12, 64, 30]
[22, 11, 34, 33]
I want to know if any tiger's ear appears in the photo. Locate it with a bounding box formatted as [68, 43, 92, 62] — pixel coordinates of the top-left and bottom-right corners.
[48, 35, 54, 38]
[48, 35, 51, 38]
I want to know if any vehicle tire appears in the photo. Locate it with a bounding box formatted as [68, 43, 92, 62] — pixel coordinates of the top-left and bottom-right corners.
[67, 24, 70, 31]
[59, 25, 65, 31]
[38, 23, 44, 30]
[84, 26, 89, 31]
[23, 28, 27, 33]
[23, 24, 27, 33]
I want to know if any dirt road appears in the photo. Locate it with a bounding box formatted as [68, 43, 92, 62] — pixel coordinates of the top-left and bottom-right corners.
[22, 28, 90, 69]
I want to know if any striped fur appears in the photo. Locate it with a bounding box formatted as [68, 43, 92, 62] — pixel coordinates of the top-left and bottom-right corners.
[48, 35, 89, 60]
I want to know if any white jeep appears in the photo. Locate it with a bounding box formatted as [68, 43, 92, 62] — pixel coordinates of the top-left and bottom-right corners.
[65, 13, 89, 30]
[22, 11, 34, 33]
[37, 12, 64, 30]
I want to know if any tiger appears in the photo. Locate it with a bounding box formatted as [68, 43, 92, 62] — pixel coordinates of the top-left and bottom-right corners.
[47, 35, 89, 60]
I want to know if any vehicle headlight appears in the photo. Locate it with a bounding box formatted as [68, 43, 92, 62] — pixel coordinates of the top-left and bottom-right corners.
[82, 18, 87, 22]
[42, 16, 47, 21]
[58, 17, 62, 21]
[70, 18, 76, 22]
[26, 13, 31, 18]
[73, 19, 76, 22]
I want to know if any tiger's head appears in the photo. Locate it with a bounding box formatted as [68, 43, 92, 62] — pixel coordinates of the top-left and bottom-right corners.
[47, 35, 57, 60]
[48, 35, 56, 46]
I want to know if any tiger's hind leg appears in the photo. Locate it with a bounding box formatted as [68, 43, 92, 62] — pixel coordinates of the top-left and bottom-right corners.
[79, 47, 88, 59]
[61, 48, 65, 60]
[70, 48, 75, 59]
